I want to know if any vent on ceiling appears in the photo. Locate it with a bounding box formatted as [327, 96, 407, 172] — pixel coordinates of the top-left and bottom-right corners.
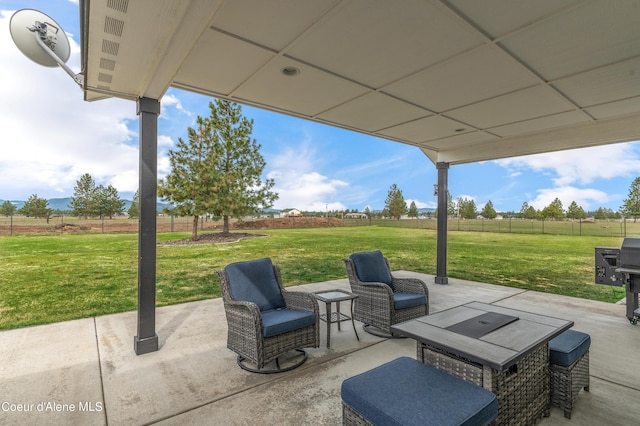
[102, 39, 120, 56]
[99, 58, 116, 71]
[98, 73, 113, 84]
[104, 16, 125, 37]
[107, 0, 129, 13]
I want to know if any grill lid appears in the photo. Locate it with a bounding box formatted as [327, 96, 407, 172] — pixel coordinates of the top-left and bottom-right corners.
[619, 238, 640, 269]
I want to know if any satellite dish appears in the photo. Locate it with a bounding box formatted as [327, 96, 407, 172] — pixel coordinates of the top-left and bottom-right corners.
[10, 9, 83, 86]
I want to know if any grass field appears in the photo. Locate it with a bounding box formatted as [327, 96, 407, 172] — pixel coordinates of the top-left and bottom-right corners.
[0, 226, 627, 330]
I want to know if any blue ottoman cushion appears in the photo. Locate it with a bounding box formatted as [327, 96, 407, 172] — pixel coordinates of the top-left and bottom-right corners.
[341, 357, 498, 426]
[549, 330, 591, 367]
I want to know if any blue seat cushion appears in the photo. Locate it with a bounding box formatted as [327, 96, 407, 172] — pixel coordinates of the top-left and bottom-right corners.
[350, 250, 393, 286]
[261, 308, 316, 338]
[342, 357, 498, 426]
[393, 292, 427, 310]
[549, 330, 591, 367]
[224, 258, 285, 312]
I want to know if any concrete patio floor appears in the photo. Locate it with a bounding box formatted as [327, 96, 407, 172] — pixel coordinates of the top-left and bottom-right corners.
[1, 272, 639, 425]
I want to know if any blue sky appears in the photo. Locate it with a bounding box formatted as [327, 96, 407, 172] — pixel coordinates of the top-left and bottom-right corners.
[2, 0, 640, 213]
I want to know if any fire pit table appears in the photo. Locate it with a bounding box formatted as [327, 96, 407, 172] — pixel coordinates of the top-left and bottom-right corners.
[391, 302, 573, 425]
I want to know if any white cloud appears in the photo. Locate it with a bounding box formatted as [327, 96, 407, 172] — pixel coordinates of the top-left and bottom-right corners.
[496, 144, 640, 186]
[266, 143, 348, 211]
[528, 186, 610, 211]
[160, 94, 190, 117]
[0, 12, 140, 199]
[405, 199, 434, 209]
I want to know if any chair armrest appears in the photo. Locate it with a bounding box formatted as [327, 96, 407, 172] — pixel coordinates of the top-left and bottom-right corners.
[282, 290, 320, 317]
[223, 299, 263, 337]
[393, 277, 429, 297]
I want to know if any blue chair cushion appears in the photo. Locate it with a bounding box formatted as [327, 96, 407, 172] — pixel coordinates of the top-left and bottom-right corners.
[349, 251, 393, 286]
[224, 258, 286, 312]
[549, 330, 591, 367]
[342, 357, 498, 426]
[393, 292, 427, 310]
[261, 308, 316, 338]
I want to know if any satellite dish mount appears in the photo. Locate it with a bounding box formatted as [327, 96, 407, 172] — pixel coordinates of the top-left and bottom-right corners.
[10, 9, 84, 87]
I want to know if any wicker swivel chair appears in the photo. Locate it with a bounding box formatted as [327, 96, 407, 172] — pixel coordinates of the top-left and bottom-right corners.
[344, 250, 429, 337]
[216, 258, 319, 373]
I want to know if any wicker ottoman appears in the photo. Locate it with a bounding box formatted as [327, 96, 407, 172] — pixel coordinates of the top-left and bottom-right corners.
[549, 330, 591, 419]
[341, 357, 498, 426]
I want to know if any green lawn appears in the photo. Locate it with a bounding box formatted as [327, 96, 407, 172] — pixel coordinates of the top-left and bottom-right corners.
[0, 227, 627, 330]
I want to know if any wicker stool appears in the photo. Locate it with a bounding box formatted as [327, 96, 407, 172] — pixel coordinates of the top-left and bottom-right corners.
[549, 330, 591, 419]
[341, 357, 498, 426]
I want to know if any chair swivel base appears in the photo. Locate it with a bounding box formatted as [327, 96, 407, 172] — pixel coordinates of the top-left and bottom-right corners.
[237, 349, 308, 374]
[362, 324, 405, 339]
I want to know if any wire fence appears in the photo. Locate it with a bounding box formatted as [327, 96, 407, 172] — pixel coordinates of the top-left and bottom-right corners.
[1, 215, 639, 238]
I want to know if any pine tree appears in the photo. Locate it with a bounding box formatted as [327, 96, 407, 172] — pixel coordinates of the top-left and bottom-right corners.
[621, 177, 640, 221]
[481, 200, 497, 219]
[70, 173, 96, 218]
[384, 184, 407, 220]
[94, 185, 125, 218]
[128, 190, 139, 218]
[541, 198, 564, 220]
[159, 100, 278, 240]
[19, 194, 52, 220]
[0, 200, 17, 217]
[408, 201, 419, 218]
[566, 201, 586, 220]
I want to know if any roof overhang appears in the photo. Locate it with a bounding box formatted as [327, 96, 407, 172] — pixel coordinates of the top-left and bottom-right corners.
[80, 0, 640, 165]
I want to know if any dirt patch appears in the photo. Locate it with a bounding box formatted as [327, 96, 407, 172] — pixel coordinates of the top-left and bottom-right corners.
[159, 232, 267, 246]
[0, 216, 346, 236]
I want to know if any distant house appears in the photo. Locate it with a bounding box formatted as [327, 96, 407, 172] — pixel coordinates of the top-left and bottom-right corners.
[345, 212, 368, 219]
[281, 208, 303, 217]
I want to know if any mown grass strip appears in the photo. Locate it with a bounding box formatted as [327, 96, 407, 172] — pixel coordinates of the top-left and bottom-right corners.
[0, 227, 626, 330]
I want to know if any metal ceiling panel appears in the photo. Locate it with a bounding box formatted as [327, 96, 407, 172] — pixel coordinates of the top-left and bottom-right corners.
[317, 92, 428, 132]
[231, 56, 368, 117]
[379, 115, 471, 144]
[446, 85, 577, 129]
[211, 0, 341, 52]
[384, 45, 539, 112]
[499, 1, 640, 81]
[80, 0, 640, 165]
[553, 57, 640, 107]
[286, 0, 483, 89]
[448, 0, 580, 39]
[175, 30, 275, 96]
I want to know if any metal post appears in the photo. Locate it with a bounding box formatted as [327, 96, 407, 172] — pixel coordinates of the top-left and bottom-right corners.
[435, 162, 449, 284]
[134, 97, 160, 355]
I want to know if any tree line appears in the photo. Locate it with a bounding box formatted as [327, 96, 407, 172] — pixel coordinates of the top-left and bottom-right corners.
[0, 175, 138, 221]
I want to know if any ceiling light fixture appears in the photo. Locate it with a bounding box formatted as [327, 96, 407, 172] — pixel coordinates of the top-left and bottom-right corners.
[281, 66, 300, 77]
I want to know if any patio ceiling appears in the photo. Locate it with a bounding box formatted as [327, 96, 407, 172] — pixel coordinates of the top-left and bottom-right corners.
[80, 0, 640, 165]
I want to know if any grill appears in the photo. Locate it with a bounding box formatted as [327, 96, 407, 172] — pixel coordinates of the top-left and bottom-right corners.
[612, 238, 640, 324]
